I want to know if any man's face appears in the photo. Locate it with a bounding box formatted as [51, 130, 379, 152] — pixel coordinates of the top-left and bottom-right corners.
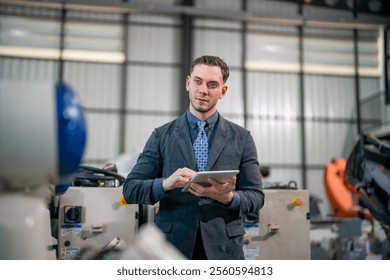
[186, 64, 228, 119]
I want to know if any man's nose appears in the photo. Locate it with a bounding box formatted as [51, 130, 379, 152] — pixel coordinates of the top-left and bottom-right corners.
[198, 83, 208, 95]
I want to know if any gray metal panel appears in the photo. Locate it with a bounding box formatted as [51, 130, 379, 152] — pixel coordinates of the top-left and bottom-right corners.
[130, 0, 177, 5]
[64, 21, 123, 52]
[195, 0, 241, 10]
[218, 69, 244, 116]
[359, 77, 380, 99]
[361, 93, 382, 131]
[0, 15, 61, 48]
[0, 3, 61, 17]
[304, 27, 355, 37]
[62, 61, 122, 162]
[126, 65, 180, 112]
[359, 76, 382, 131]
[247, 32, 299, 64]
[247, 23, 298, 33]
[193, 29, 242, 68]
[304, 75, 356, 119]
[0, 57, 58, 81]
[83, 112, 120, 160]
[248, 119, 302, 165]
[193, 18, 242, 29]
[63, 61, 121, 109]
[303, 4, 355, 22]
[224, 116, 245, 127]
[305, 121, 358, 165]
[307, 169, 332, 215]
[127, 25, 181, 63]
[193, 0, 242, 29]
[129, 14, 180, 24]
[247, 0, 299, 16]
[125, 114, 174, 154]
[246, 71, 301, 165]
[247, 72, 300, 118]
[384, 103, 390, 125]
[66, 10, 123, 21]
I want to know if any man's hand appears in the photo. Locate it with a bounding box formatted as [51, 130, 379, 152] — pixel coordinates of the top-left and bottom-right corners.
[162, 167, 196, 192]
[187, 176, 237, 205]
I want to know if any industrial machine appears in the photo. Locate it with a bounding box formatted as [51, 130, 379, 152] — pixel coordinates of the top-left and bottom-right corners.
[345, 133, 390, 259]
[311, 133, 390, 260]
[57, 185, 139, 259]
[324, 158, 373, 223]
[0, 80, 86, 259]
[56, 164, 139, 260]
[244, 186, 311, 260]
[55, 162, 186, 260]
[0, 81, 185, 260]
[316, 157, 378, 260]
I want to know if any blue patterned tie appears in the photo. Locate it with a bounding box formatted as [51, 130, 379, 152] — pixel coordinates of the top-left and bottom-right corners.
[193, 121, 208, 171]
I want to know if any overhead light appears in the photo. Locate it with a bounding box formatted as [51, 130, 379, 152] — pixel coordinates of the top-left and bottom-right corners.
[9, 29, 29, 37]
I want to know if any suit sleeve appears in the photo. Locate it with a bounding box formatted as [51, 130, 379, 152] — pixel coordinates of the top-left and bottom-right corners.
[122, 129, 167, 205]
[236, 131, 265, 214]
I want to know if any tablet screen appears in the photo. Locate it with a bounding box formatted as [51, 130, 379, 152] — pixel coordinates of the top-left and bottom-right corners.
[181, 170, 239, 192]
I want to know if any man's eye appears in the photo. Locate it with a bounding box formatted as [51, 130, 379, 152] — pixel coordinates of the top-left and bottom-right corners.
[209, 83, 217, 88]
[195, 79, 202, 84]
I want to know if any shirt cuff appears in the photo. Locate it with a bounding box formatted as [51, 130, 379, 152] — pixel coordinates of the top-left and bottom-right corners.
[226, 192, 240, 210]
[150, 178, 166, 204]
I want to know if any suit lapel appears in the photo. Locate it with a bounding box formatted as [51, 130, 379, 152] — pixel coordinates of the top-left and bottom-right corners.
[207, 116, 229, 170]
[174, 114, 197, 168]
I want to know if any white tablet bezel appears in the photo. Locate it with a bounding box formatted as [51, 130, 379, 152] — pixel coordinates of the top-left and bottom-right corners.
[181, 170, 239, 192]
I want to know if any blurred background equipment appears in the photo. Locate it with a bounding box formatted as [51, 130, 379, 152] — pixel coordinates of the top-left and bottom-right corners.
[311, 133, 390, 260]
[1, 0, 390, 236]
[56, 163, 139, 260]
[346, 132, 390, 259]
[116, 223, 187, 260]
[55, 155, 184, 260]
[0, 81, 86, 259]
[244, 183, 310, 260]
[310, 157, 379, 260]
[324, 158, 373, 223]
[1, 0, 390, 261]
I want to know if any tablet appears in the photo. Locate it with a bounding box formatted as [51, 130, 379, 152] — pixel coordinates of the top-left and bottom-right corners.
[181, 170, 239, 192]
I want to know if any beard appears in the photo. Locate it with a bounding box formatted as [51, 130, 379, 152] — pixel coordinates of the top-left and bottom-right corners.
[190, 98, 217, 114]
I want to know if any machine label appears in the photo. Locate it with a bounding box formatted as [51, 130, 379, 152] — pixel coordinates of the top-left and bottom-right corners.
[243, 245, 260, 260]
[61, 224, 82, 237]
[243, 224, 260, 260]
[60, 247, 80, 259]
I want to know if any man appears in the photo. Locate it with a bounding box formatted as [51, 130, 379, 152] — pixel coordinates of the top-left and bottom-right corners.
[123, 55, 264, 260]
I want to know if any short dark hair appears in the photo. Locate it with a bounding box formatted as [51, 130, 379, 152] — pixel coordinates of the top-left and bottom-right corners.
[190, 55, 230, 83]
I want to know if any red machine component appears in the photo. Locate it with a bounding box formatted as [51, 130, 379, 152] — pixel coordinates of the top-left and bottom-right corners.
[324, 158, 373, 223]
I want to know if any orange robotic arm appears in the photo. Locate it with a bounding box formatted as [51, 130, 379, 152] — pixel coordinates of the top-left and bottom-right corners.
[324, 158, 373, 223]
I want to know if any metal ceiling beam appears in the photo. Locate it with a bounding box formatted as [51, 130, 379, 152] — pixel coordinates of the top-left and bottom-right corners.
[1, 0, 389, 30]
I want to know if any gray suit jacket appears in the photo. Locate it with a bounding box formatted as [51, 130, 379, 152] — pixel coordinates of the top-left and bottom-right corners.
[123, 113, 264, 260]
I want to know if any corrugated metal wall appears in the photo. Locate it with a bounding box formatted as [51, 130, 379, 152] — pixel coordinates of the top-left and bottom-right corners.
[0, 0, 386, 216]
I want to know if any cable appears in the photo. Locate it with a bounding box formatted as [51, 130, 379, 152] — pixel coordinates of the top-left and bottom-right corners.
[71, 164, 126, 187]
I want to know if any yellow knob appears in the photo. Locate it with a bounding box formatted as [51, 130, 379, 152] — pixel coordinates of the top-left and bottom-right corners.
[119, 195, 128, 206]
[291, 197, 303, 208]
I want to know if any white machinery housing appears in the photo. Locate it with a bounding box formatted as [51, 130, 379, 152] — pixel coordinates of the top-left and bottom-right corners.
[0, 80, 86, 259]
[244, 188, 311, 260]
[57, 186, 139, 260]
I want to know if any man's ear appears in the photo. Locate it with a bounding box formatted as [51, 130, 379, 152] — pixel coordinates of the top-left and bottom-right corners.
[219, 85, 228, 99]
[186, 75, 191, 91]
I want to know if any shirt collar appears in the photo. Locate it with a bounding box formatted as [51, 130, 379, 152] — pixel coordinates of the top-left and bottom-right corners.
[186, 110, 219, 130]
